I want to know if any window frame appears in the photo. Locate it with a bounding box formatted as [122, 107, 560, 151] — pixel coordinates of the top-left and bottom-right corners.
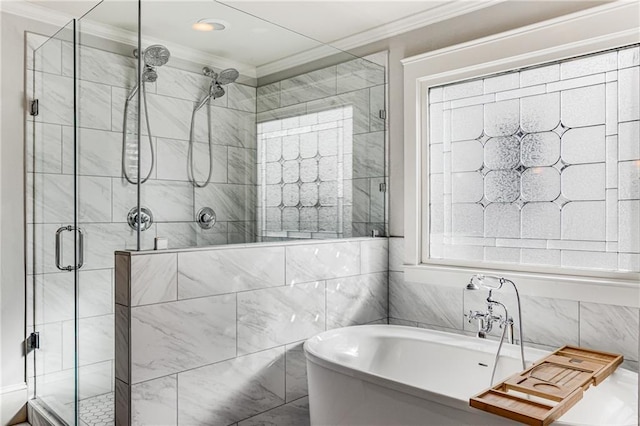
[401, 2, 640, 302]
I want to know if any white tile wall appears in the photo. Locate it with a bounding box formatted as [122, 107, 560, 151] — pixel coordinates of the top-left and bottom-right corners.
[390, 277, 462, 329]
[177, 246, 285, 298]
[237, 281, 326, 354]
[390, 237, 639, 368]
[326, 272, 387, 328]
[130, 294, 236, 383]
[131, 376, 177, 426]
[179, 347, 286, 426]
[285, 241, 361, 283]
[116, 238, 388, 425]
[130, 253, 177, 306]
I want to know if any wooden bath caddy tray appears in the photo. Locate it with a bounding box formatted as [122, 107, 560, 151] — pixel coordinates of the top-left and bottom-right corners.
[470, 346, 623, 426]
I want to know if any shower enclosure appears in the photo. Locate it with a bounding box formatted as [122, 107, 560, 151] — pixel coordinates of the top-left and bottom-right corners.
[26, 0, 387, 424]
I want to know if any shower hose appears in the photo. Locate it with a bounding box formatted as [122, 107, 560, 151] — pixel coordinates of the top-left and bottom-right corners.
[187, 100, 215, 188]
[489, 290, 526, 387]
[122, 82, 155, 184]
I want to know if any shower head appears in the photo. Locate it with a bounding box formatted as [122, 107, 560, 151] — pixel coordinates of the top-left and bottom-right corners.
[134, 45, 171, 67]
[467, 274, 508, 290]
[465, 279, 480, 291]
[143, 44, 170, 67]
[142, 66, 158, 83]
[210, 83, 225, 99]
[217, 68, 239, 85]
[202, 66, 239, 86]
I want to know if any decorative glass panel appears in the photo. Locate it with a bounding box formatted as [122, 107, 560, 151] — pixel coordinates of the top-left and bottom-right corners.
[257, 106, 353, 237]
[428, 44, 640, 272]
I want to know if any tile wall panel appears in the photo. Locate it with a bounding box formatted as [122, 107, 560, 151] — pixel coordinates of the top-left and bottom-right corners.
[326, 272, 388, 328]
[130, 253, 177, 306]
[237, 281, 326, 355]
[177, 246, 285, 299]
[178, 347, 285, 426]
[116, 238, 388, 425]
[285, 241, 361, 283]
[130, 294, 236, 383]
[284, 342, 308, 402]
[390, 237, 639, 371]
[131, 375, 177, 426]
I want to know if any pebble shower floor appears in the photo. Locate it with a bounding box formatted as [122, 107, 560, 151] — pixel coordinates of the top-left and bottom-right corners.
[66, 392, 114, 426]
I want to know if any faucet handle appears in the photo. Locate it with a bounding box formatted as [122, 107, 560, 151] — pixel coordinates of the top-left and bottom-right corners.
[465, 310, 484, 323]
[464, 310, 473, 322]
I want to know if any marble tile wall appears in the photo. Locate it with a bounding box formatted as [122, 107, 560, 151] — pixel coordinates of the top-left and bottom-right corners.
[388, 237, 640, 372]
[115, 237, 388, 425]
[256, 54, 387, 239]
[25, 32, 256, 411]
[428, 45, 640, 273]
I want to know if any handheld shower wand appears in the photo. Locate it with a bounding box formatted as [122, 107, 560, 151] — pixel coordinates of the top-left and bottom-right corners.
[121, 45, 170, 184]
[187, 67, 239, 188]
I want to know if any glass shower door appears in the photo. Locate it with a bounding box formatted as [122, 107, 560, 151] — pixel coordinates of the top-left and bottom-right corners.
[28, 20, 80, 425]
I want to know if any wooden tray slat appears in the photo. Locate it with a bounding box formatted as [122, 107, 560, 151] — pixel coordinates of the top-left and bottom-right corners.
[470, 346, 622, 425]
[470, 390, 551, 425]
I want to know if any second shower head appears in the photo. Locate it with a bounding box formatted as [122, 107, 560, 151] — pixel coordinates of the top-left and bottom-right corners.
[201, 66, 239, 100]
[142, 66, 158, 83]
[202, 66, 239, 85]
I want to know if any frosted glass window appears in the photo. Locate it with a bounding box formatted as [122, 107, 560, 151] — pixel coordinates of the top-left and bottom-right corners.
[428, 44, 640, 272]
[257, 106, 353, 238]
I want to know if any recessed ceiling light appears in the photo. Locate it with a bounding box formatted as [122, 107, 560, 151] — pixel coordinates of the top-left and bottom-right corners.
[192, 19, 230, 32]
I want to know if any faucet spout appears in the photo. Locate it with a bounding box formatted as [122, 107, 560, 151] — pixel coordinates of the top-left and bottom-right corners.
[463, 274, 527, 381]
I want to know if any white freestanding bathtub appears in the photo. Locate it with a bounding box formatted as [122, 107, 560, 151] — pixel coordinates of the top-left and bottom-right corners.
[304, 325, 638, 426]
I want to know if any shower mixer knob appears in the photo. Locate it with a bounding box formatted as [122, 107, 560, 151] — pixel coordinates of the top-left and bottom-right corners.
[196, 207, 216, 229]
[127, 206, 154, 231]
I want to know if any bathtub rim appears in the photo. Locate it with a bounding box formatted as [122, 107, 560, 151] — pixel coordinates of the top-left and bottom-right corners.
[304, 325, 552, 418]
[304, 324, 638, 425]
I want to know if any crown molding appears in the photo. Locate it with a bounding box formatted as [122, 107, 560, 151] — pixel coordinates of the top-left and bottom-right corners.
[1, 0, 75, 28]
[1, 0, 258, 78]
[331, 0, 505, 53]
[255, 0, 504, 77]
[401, 1, 639, 66]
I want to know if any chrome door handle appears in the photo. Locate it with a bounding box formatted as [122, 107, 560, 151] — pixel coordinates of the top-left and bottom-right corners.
[55, 225, 70, 271]
[77, 227, 84, 270]
[55, 225, 84, 271]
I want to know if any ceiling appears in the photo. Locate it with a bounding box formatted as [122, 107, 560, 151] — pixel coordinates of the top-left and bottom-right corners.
[217, 1, 450, 44]
[24, 0, 494, 75]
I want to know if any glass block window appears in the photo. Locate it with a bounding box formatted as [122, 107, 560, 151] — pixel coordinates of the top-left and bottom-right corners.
[257, 106, 353, 239]
[428, 45, 640, 272]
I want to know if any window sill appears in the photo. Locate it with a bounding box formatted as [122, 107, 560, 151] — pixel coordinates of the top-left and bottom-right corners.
[402, 263, 640, 308]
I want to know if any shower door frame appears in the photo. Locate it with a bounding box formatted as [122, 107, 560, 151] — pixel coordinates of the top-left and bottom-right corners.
[27, 19, 81, 426]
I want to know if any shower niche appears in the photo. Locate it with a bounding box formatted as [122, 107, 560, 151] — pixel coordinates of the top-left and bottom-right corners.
[25, 0, 387, 424]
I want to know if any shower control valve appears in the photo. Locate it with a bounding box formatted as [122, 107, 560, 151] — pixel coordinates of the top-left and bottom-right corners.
[127, 206, 154, 231]
[196, 207, 216, 229]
